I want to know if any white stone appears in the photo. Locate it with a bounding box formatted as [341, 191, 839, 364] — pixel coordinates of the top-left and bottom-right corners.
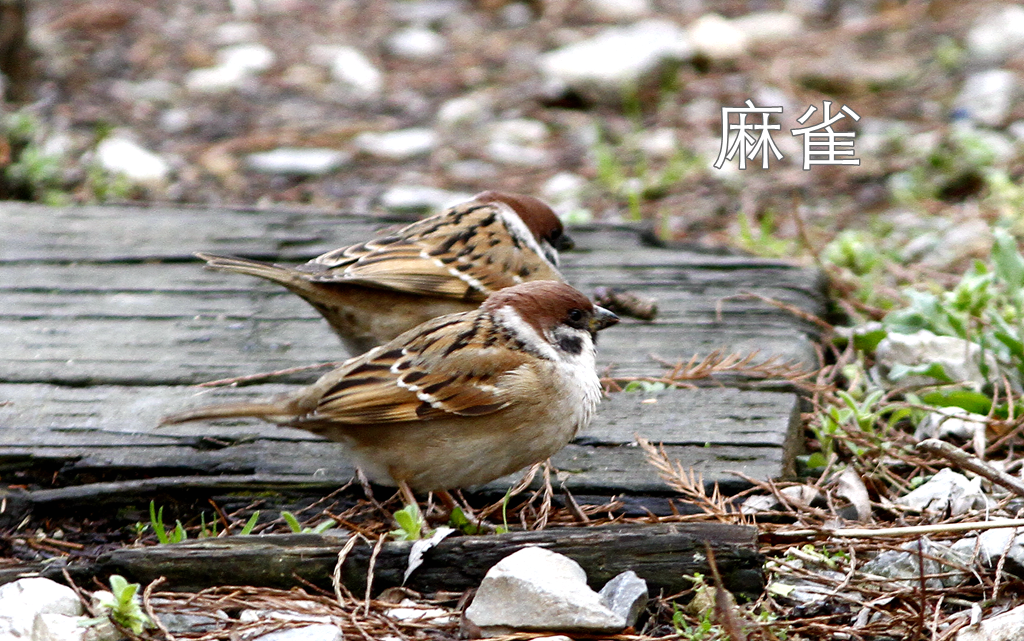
[436, 92, 492, 129]
[915, 406, 988, 442]
[254, 624, 343, 641]
[95, 137, 171, 184]
[542, 171, 587, 214]
[379, 186, 472, 213]
[955, 70, 1017, 127]
[490, 118, 548, 145]
[486, 119, 551, 166]
[539, 20, 692, 104]
[217, 43, 276, 74]
[112, 78, 179, 104]
[500, 2, 533, 27]
[387, 27, 446, 60]
[637, 128, 677, 159]
[353, 128, 438, 160]
[390, 0, 467, 23]
[958, 600, 1024, 641]
[921, 217, 994, 270]
[185, 64, 250, 93]
[465, 546, 627, 635]
[688, 14, 749, 61]
[950, 525, 1024, 584]
[598, 571, 648, 628]
[730, 11, 801, 45]
[446, 159, 499, 181]
[966, 5, 1024, 66]
[311, 46, 383, 97]
[0, 578, 82, 639]
[32, 613, 87, 641]
[1009, 120, 1024, 143]
[586, 0, 651, 21]
[876, 330, 996, 388]
[213, 21, 260, 46]
[245, 148, 351, 176]
[384, 599, 452, 624]
[897, 468, 991, 515]
[159, 108, 191, 134]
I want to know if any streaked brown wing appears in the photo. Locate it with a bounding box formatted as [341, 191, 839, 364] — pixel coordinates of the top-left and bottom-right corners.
[297, 202, 562, 299]
[300, 312, 534, 425]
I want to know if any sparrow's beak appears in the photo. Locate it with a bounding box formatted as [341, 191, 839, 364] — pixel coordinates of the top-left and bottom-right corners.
[590, 306, 619, 333]
[556, 233, 575, 252]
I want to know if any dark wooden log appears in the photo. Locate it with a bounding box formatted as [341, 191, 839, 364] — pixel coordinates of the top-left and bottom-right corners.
[47, 524, 762, 598]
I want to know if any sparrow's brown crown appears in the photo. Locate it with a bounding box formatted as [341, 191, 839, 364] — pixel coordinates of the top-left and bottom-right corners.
[483, 280, 619, 338]
[474, 191, 573, 251]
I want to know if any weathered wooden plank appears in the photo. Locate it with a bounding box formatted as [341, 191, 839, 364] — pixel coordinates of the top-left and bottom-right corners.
[0, 316, 816, 384]
[1, 267, 824, 323]
[13, 525, 764, 597]
[0, 384, 799, 493]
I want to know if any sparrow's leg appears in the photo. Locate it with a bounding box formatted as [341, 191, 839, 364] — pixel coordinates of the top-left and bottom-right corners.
[398, 480, 418, 509]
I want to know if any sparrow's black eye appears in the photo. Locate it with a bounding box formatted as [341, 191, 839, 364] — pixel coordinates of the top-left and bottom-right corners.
[567, 309, 584, 323]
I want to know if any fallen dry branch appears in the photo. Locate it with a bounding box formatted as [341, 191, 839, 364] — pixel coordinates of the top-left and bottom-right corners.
[603, 349, 814, 392]
[917, 438, 1024, 499]
[48, 525, 764, 600]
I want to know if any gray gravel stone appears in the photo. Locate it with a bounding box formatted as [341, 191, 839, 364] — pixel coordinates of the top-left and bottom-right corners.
[353, 128, 438, 160]
[966, 5, 1024, 66]
[539, 20, 692, 104]
[955, 70, 1018, 127]
[387, 27, 446, 59]
[379, 185, 471, 213]
[245, 148, 351, 176]
[689, 14, 749, 61]
[599, 571, 649, 628]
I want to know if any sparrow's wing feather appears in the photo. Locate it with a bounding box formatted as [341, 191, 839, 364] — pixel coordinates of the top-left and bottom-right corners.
[296, 203, 562, 299]
[300, 313, 534, 425]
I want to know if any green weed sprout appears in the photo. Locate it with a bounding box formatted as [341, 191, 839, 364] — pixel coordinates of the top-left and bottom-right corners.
[89, 575, 152, 634]
[149, 501, 186, 544]
[281, 511, 335, 534]
[390, 504, 426, 541]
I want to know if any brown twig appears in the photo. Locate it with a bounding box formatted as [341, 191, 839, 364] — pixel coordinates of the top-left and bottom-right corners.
[917, 438, 1024, 499]
[142, 577, 174, 641]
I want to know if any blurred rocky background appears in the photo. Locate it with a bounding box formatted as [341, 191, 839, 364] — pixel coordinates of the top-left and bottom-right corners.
[1, 0, 1022, 269]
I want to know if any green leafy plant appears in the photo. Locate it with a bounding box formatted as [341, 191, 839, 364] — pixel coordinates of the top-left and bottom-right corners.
[86, 575, 152, 634]
[389, 504, 426, 541]
[880, 228, 1024, 391]
[591, 122, 703, 221]
[149, 501, 187, 544]
[736, 210, 800, 259]
[281, 511, 335, 534]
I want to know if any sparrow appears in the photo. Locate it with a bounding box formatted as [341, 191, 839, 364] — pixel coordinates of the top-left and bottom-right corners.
[196, 191, 573, 355]
[161, 281, 619, 497]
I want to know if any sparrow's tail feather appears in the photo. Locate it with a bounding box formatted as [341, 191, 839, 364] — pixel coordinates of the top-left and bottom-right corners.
[159, 397, 301, 426]
[195, 252, 313, 290]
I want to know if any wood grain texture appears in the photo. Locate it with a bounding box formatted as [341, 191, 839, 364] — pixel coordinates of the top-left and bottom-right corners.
[0, 383, 798, 494]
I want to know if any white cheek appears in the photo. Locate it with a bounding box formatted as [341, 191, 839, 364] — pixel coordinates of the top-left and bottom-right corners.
[494, 306, 559, 361]
[496, 204, 556, 267]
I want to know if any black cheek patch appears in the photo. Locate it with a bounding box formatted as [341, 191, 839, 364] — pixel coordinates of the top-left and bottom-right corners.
[557, 334, 584, 355]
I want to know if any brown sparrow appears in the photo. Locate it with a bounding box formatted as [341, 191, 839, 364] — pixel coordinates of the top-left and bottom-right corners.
[196, 191, 573, 355]
[161, 281, 618, 495]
